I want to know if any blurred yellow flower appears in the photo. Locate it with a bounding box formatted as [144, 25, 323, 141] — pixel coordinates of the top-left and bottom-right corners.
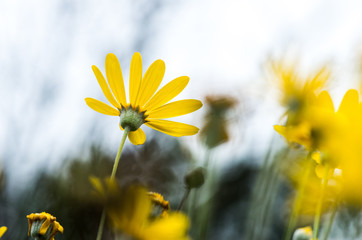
[86, 52, 202, 145]
[27, 212, 63, 240]
[0, 226, 6, 238]
[275, 91, 339, 151]
[90, 178, 190, 240]
[270, 59, 329, 125]
[199, 95, 237, 148]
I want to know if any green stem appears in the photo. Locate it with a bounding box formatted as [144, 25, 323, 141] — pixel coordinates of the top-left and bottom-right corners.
[177, 187, 191, 211]
[111, 127, 130, 179]
[95, 210, 106, 240]
[313, 165, 330, 240]
[322, 202, 337, 240]
[284, 153, 313, 240]
[96, 127, 130, 240]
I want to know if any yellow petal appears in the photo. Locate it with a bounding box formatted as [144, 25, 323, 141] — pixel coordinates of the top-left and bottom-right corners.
[143, 76, 190, 111]
[123, 187, 151, 233]
[143, 213, 189, 240]
[337, 89, 359, 118]
[146, 120, 199, 137]
[316, 91, 334, 112]
[135, 59, 165, 108]
[39, 218, 51, 235]
[0, 227, 7, 238]
[85, 98, 120, 116]
[129, 52, 143, 107]
[312, 152, 321, 164]
[274, 125, 286, 136]
[92, 65, 121, 108]
[105, 53, 127, 106]
[128, 128, 146, 145]
[315, 165, 334, 179]
[89, 176, 105, 197]
[147, 99, 202, 119]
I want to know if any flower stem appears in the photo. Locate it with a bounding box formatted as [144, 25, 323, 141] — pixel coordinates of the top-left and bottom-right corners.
[313, 165, 330, 240]
[284, 153, 313, 240]
[177, 187, 191, 211]
[96, 127, 130, 240]
[322, 202, 337, 240]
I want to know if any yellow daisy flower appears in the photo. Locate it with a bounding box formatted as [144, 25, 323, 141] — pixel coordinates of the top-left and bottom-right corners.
[0, 226, 6, 238]
[85, 52, 203, 145]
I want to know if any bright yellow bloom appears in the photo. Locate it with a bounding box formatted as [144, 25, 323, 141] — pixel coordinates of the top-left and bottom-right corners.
[90, 178, 190, 239]
[85, 52, 202, 145]
[274, 90, 339, 151]
[27, 212, 63, 240]
[0, 226, 6, 238]
[270, 59, 329, 125]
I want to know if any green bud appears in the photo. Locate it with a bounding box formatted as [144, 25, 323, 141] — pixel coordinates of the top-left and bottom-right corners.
[184, 167, 205, 189]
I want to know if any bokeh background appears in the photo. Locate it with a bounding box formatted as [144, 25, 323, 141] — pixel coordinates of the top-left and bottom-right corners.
[1, 0, 362, 239]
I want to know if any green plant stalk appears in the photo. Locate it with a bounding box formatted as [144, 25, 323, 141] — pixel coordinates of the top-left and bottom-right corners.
[177, 187, 191, 211]
[313, 165, 330, 240]
[322, 202, 337, 240]
[96, 127, 130, 240]
[284, 153, 313, 240]
[244, 135, 277, 240]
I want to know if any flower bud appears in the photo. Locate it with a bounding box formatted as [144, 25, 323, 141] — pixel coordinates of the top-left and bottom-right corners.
[292, 226, 312, 240]
[27, 212, 63, 240]
[184, 167, 205, 189]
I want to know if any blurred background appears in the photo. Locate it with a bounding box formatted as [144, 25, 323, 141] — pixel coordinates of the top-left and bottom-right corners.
[1, 0, 362, 239]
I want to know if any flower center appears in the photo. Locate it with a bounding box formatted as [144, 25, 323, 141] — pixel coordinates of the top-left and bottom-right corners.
[119, 106, 146, 131]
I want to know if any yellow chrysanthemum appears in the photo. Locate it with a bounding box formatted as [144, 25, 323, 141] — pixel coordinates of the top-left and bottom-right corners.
[0, 226, 6, 238]
[85, 52, 202, 145]
[27, 212, 63, 240]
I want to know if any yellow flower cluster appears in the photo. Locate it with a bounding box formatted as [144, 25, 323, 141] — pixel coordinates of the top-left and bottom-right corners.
[273, 60, 362, 238]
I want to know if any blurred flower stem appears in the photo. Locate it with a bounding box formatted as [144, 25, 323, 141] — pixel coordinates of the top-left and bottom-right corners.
[313, 165, 330, 240]
[177, 187, 191, 211]
[284, 152, 313, 240]
[96, 127, 130, 240]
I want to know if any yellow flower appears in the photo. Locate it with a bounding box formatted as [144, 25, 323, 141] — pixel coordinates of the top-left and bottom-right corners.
[85, 52, 202, 145]
[275, 90, 338, 151]
[270, 59, 329, 125]
[90, 178, 189, 239]
[27, 212, 63, 240]
[148, 192, 170, 217]
[109, 186, 189, 240]
[0, 226, 6, 238]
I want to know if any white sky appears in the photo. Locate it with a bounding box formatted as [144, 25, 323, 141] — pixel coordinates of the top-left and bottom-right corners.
[1, 0, 362, 191]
